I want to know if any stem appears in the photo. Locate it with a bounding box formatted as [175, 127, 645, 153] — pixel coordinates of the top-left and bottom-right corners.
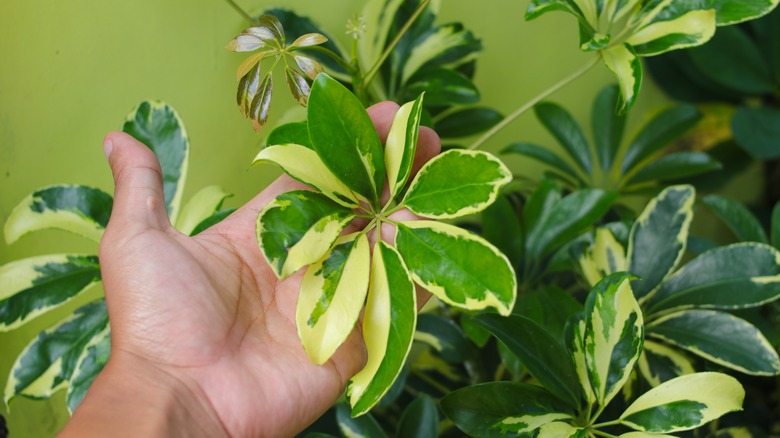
[467, 55, 601, 151]
[591, 419, 621, 429]
[223, 0, 259, 25]
[591, 429, 620, 438]
[361, 0, 431, 90]
[411, 369, 453, 395]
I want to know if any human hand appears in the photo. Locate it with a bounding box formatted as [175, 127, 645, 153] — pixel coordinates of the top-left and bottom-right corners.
[59, 102, 440, 438]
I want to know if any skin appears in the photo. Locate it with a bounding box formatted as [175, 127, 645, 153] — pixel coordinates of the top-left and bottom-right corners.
[59, 102, 440, 438]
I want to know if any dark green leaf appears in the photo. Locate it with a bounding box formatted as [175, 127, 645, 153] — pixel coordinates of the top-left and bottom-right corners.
[534, 102, 593, 174]
[123, 101, 189, 219]
[637, 340, 695, 386]
[732, 106, 780, 159]
[404, 67, 479, 106]
[460, 314, 492, 348]
[772, 202, 780, 250]
[189, 208, 236, 236]
[481, 194, 524, 271]
[701, 195, 768, 243]
[476, 314, 582, 409]
[626, 152, 722, 185]
[416, 314, 471, 363]
[522, 179, 561, 234]
[621, 105, 701, 175]
[397, 395, 439, 438]
[502, 143, 586, 186]
[442, 381, 574, 438]
[513, 286, 582, 340]
[336, 403, 387, 438]
[66, 328, 110, 413]
[308, 74, 385, 206]
[711, 0, 779, 26]
[647, 310, 780, 375]
[434, 107, 502, 139]
[592, 84, 626, 172]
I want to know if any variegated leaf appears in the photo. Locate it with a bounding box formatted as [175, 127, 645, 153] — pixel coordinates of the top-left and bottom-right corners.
[647, 310, 780, 375]
[395, 221, 517, 316]
[441, 381, 575, 438]
[175, 185, 231, 236]
[620, 372, 744, 433]
[0, 255, 101, 331]
[402, 150, 511, 219]
[253, 144, 360, 208]
[308, 74, 385, 207]
[401, 23, 481, 83]
[415, 314, 471, 364]
[637, 340, 695, 387]
[627, 8, 717, 56]
[265, 121, 311, 149]
[348, 241, 416, 416]
[289, 32, 328, 48]
[285, 67, 310, 106]
[538, 422, 584, 438]
[627, 185, 695, 301]
[257, 190, 354, 279]
[583, 273, 644, 410]
[564, 313, 595, 407]
[336, 402, 387, 438]
[66, 326, 110, 413]
[712, 0, 779, 25]
[385, 94, 425, 199]
[249, 72, 273, 132]
[122, 101, 189, 223]
[525, 0, 580, 21]
[620, 433, 678, 438]
[578, 228, 627, 287]
[4, 300, 108, 405]
[4, 185, 112, 244]
[646, 243, 780, 313]
[602, 43, 643, 113]
[357, 0, 405, 76]
[297, 233, 370, 365]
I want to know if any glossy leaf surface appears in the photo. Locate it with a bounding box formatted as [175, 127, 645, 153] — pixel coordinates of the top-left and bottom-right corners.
[396, 221, 516, 315]
[122, 101, 189, 222]
[0, 255, 101, 331]
[620, 372, 744, 433]
[266, 122, 312, 149]
[434, 107, 502, 139]
[4, 185, 112, 244]
[712, 0, 779, 25]
[637, 340, 695, 387]
[403, 150, 511, 219]
[396, 395, 438, 438]
[385, 94, 424, 198]
[336, 403, 387, 438]
[578, 228, 627, 287]
[534, 102, 592, 174]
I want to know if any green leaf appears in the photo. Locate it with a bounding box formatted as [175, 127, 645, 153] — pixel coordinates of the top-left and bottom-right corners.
[348, 242, 416, 416]
[526, 189, 617, 260]
[637, 340, 695, 387]
[395, 221, 517, 315]
[4, 300, 109, 405]
[415, 314, 471, 364]
[647, 310, 780, 375]
[620, 372, 744, 433]
[523, 179, 561, 233]
[308, 74, 385, 206]
[476, 314, 582, 409]
[627, 185, 695, 300]
[534, 102, 592, 174]
[175, 186, 231, 236]
[773, 202, 780, 250]
[4, 185, 112, 244]
[732, 107, 780, 159]
[688, 26, 774, 95]
[592, 85, 626, 172]
[441, 381, 575, 438]
[122, 101, 189, 223]
[711, 0, 779, 25]
[0, 255, 101, 331]
[385, 94, 425, 199]
[601, 44, 643, 113]
[583, 273, 644, 410]
[66, 327, 110, 413]
[404, 67, 479, 106]
[297, 233, 370, 365]
[189, 208, 236, 236]
[396, 395, 439, 438]
[253, 144, 360, 208]
[502, 143, 586, 186]
[565, 313, 595, 407]
[626, 152, 722, 185]
[257, 190, 354, 279]
[285, 67, 311, 106]
[481, 195, 524, 271]
[514, 286, 583, 340]
[249, 71, 273, 132]
[701, 195, 768, 243]
[627, 8, 717, 56]
[461, 314, 492, 348]
[621, 104, 701, 175]
[403, 150, 511, 219]
[525, 0, 580, 21]
[433, 107, 502, 139]
[647, 243, 780, 312]
[401, 23, 482, 83]
[336, 403, 387, 438]
[578, 228, 627, 287]
[266, 121, 312, 149]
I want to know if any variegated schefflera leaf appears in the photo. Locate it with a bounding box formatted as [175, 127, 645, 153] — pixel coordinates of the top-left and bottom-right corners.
[1, 101, 231, 414]
[226, 14, 329, 132]
[254, 73, 516, 415]
[526, 0, 779, 111]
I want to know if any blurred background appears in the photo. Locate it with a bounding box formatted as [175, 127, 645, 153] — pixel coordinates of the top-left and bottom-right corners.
[0, 0, 673, 435]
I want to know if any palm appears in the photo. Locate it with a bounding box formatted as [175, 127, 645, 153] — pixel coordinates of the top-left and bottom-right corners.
[96, 102, 440, 436]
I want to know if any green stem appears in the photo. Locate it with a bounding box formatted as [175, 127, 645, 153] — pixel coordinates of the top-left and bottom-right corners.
[361, 0, 432, 90]
[591, 419, 621, 429]
[467, 55, 601, 151]
[411, 369, 453, 395]
[591, 429, 620, 438]
[223, 0, 259, 25]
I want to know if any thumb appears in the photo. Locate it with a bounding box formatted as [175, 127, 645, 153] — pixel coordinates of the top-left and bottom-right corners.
[103, 131, 171, 233]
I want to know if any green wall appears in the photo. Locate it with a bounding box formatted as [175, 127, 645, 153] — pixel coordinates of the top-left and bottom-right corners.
[0, 0, 668, 435]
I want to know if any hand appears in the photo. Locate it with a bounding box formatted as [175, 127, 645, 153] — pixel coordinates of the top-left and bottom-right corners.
[59, 102, 441, 438]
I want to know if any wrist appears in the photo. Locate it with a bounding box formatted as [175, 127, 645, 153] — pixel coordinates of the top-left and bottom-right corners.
[60, 350, 228, 438]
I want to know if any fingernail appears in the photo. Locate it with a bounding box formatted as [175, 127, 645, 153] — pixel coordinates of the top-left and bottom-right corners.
[103, 137, 113, 160]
